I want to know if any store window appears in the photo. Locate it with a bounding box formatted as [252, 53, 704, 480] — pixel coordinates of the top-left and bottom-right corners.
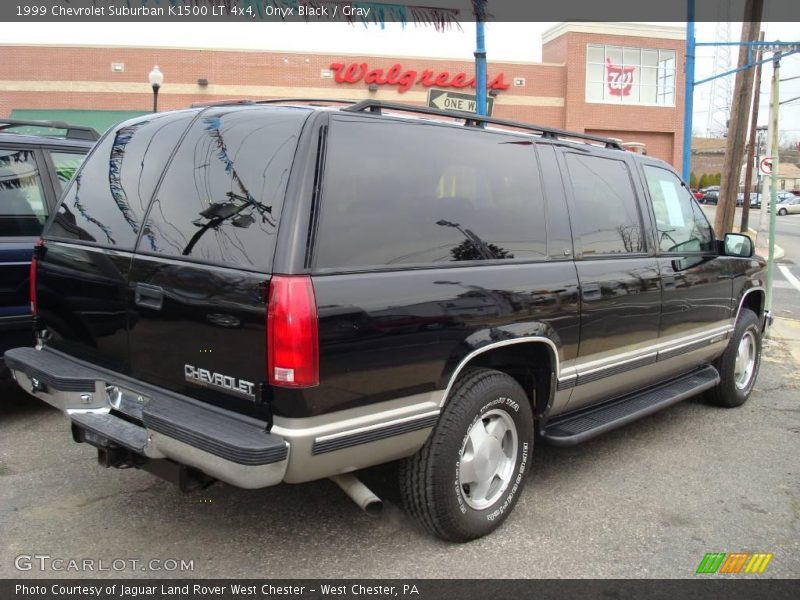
[586, 44, 676, 106]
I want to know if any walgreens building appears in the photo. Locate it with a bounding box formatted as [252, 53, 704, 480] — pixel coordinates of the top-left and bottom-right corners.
[0, 22, 685, 166]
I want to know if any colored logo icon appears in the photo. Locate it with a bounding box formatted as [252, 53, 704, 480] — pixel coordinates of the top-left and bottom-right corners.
[696, 552, 773, 574]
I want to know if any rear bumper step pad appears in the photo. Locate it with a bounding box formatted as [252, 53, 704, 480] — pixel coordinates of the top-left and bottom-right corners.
[5, 346, 96, 392]
[144, 395, 287, 466]
[542, 365, 720, 446]
[4, 346, 287, 467]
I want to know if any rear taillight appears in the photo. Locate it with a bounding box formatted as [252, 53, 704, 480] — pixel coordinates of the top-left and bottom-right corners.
[30, 239, 44, 316]
[267, 275, 319, 388]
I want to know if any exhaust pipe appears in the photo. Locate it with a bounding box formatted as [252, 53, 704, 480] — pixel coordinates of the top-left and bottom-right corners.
[330, 473, 383, 517]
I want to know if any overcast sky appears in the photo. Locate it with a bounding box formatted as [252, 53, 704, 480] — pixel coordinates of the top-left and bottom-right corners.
[3, 20, 799, 139]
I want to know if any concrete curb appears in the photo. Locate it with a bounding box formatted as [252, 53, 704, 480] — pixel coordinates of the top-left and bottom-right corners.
[768, 317, 800, 364]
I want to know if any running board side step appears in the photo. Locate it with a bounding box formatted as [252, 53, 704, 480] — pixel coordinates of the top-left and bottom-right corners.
[541, 365, 720, 446]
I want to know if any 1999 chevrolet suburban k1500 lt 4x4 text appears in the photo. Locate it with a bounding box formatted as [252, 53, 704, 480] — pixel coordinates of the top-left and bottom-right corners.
[5, 100, 768, 541]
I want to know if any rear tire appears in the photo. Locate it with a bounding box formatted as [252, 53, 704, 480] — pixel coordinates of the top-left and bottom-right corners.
[706, 308, 761, 408]
[778, 208, 788, 216]
[399, 368, 534, 542]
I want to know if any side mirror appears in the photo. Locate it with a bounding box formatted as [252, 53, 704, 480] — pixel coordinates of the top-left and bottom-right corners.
[723, 233, 754, 258]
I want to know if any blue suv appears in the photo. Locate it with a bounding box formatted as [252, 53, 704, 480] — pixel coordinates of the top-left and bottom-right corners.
[0, 119, 97, 375]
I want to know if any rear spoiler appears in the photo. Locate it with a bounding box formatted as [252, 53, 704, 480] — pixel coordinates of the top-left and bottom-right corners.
[0, 119, 100, 141]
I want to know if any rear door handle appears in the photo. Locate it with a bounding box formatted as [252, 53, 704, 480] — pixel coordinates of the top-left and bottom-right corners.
[135, 283, 164, 311]
[581, 283, 602, 301]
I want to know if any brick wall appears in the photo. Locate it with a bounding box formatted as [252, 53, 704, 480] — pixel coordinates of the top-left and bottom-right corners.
[691, 153, 726, 181]
[1, 31, 685, 167]
[0, 45, 566, 116]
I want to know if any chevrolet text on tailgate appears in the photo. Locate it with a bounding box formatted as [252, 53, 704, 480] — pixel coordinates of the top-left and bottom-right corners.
[5, 100, 769, 542]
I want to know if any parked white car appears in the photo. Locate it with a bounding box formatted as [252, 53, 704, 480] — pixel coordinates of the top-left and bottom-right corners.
[776, 195, 800, 216]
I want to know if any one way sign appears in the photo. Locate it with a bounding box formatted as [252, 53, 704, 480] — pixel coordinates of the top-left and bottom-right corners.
[426, 88, 494, 115]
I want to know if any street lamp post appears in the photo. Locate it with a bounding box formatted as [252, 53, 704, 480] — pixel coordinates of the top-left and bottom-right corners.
[148, 65, 164, 113]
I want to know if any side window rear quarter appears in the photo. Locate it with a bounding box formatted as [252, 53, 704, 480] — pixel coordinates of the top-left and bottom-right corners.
[312, 114, 550, 270]
[0, 145, 53, 238]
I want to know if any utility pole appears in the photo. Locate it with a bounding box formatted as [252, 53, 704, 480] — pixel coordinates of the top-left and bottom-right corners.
[715, 0, 763, 236]
[740, 31, 765, 233]
[765, 52, 781, 322]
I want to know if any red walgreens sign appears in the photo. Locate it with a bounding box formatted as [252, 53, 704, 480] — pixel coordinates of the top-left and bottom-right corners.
[605, 58, 635, 96]
[329, 62, 510, 93]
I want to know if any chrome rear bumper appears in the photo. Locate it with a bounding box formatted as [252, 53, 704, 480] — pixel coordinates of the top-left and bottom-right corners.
[4, 346, 440, 488]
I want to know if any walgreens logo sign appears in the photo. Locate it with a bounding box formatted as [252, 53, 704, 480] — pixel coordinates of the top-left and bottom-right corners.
[605, 58, 635, 97]
[329, 62, 511, 93]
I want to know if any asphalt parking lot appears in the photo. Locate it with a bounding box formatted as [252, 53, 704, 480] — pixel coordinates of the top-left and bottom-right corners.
[1, 328, 798, 580]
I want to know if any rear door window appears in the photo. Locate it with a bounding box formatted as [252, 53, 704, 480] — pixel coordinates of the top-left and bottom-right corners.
[136, 106, 307, 271]
[0, 146, 47, 237]
[564, 153, 644, 256]
[46, 111, 195, 249]
[314, 115, 547, 270]
[49, 151, 86, 192]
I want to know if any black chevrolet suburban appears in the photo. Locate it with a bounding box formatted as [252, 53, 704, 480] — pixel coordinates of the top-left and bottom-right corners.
[5, 101, 768, 541]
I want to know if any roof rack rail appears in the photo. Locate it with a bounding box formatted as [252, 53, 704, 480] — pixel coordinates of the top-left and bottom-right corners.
[190, 99, 256, 108]
[254, 98, 359, 106]
[0, 119, 100, 141]
[190, 98, 359, 109]
[342, 100, 623, 150]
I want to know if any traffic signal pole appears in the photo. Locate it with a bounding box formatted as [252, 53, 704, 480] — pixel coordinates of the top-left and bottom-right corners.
[681, 0, 695, 181]
[475, 18, 487, 116]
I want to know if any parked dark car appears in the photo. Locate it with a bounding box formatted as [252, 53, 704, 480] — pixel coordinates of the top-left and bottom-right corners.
[702, 190, 719, 204]
[4, 101, 768, 542]
[0, 119, 97, 376]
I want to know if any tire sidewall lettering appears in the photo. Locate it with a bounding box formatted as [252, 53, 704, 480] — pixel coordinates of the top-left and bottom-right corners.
[487, 442, 528, 522]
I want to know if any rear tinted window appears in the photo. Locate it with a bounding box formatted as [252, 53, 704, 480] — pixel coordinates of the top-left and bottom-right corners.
[138, 106, 306, 270]
[565, 153, 644, 255]
[46, 111, 195, 248]
[0, 147, 47, 237]
[314, 116, 547, 270]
